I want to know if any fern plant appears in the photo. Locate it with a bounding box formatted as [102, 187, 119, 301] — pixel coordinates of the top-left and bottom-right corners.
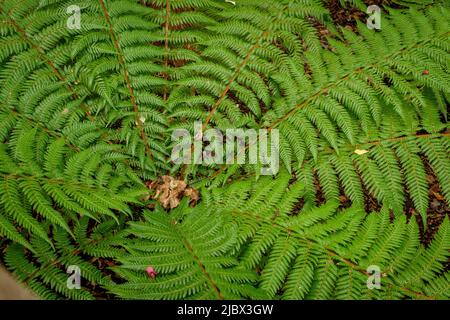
[0, 0, 449, 300]
[3, 217, 127, 299]
[111, 177, 450, 299]
[204, 6, 450, 226]
[109, 203, 264, 299]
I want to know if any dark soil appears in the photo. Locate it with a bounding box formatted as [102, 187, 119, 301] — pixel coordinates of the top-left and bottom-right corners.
[420, 156, 450, 245]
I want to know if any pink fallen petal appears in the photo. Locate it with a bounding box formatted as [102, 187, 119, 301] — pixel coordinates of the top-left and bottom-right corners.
[146, 266, 158, 279]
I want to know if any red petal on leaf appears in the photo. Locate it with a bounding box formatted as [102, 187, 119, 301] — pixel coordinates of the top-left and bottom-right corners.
[146, 266, 158, 279]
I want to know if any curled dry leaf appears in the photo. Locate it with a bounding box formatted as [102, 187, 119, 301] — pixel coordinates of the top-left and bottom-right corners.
[184, 187, 200, 207]
[144, 175, 200, 209]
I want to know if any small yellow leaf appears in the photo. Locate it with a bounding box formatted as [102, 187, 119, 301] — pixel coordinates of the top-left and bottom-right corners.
[354, 149, 369, 155]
